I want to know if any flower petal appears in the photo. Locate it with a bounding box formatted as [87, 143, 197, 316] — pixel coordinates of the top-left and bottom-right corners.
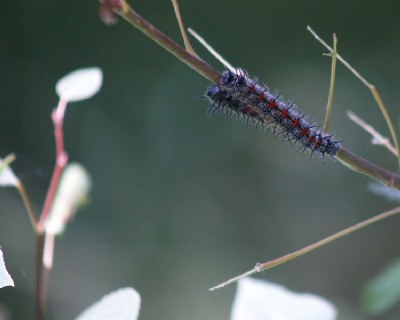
[231, 278, 337, 320]
[75, 288, 141, 320]
[45, 163, 92, 235]
[56, 67, 103, 102]
[0, 157, 18, 187]
[0, 249, 14, 288]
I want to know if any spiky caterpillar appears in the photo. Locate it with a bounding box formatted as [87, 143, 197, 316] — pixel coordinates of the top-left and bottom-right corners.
[206, 70, 341, 158]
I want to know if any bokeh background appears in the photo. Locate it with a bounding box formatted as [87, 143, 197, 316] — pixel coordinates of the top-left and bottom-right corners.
[1, 1, 400, 319]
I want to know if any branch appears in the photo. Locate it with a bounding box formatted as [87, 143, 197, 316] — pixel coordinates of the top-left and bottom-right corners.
[99, 1, 400, 191]
[336, 148, 400, 189]
[171, 0, 197, 56]
[323, 33, 337, 132]
[307, 26, 400, 167]
[210, 206, 400, 290]
[100, 0, 220, 83]
[37, 99, 69, 233]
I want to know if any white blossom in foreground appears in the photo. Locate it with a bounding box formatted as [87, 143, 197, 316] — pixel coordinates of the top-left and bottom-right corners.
[75, 288, 141, 320]
[231, 277, 337, 320]
[56, 67, 103, 102]
[0, 249, 14, 288]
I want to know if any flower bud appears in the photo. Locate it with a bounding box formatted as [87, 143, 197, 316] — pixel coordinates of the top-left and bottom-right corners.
[45, 163, 92, 235]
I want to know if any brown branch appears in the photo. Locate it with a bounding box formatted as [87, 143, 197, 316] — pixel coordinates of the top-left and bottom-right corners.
[336, 148, 400, 189]
[107, 1, 220, 83]
[100, 1, 400, 191]
[171, 0, 197, 56]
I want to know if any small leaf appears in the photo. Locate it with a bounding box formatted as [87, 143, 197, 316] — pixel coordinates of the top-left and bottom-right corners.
[56, 67, 103, 102]
[0, 155, 18, 187]
[231, 277, 337, 320]
[0, 249, 14, 288]
[362, 257, 400, 315]
[75, 288, 141, 320]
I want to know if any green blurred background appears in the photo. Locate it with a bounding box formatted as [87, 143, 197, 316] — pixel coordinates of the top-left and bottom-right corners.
[1, 1, 400, 319]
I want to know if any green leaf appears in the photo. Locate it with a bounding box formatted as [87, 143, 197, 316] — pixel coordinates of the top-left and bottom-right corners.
[362, 257, 400, 315]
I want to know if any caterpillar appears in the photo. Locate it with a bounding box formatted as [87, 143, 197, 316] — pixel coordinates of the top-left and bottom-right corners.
[206, 70, 341, 158]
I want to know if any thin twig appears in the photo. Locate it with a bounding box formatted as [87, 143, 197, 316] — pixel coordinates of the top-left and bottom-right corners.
[37, 99, 69, 233]
[347, 111, 397, 156]
[336, 148, 400, 189]
[307, 26, 400, 167]
[210, 266, 260, 291]
[323, 33, 337, 132]
[35, 98, 69, 320]
[210, 206, 400, 290]
[16, 181, 38, 231]
[107, 0, 220, 83]
[0, 153, 38, 230]
[171, 0, 197, 56]
[187, 28, 236, 72]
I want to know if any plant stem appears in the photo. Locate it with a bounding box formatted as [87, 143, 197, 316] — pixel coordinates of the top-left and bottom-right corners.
[36, 233, 45, 320]
[323, 33, 337, 132]
[307, 26, 400, 167]
[16, 181, 38, 231]
[336, 148, 400, 189]
[210, 206, 400, 290]
[103, 0, 220, 83]
[171, 0, 197, 56]
[104, 2, 400, 191]
[35, 98, 69, 320]
[37, 99, 69, 233]
[347, 111, 397, 156]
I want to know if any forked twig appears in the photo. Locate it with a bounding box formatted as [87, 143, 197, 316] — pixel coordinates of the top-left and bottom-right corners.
[323, 33, 337, 132]
[101, 0, 220, 83]
[308, 26, 400, 167]
[348, 111, 397, 156]
[171, 0, 197, 56]
[187, 28, 236, 72]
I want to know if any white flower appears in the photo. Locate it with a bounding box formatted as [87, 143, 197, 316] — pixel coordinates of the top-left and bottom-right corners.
[75, 288, 141, 320]
[0, 249, 14, 288]
[45, 163, 92, 235]
[231, 277, 337, 320]
[56, 67, 103, 102]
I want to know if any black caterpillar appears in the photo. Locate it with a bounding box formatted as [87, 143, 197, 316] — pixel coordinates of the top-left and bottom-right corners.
[206, 70, 341, 158]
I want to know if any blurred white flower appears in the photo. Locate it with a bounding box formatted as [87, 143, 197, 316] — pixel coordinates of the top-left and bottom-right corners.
[231, 277, 337, 320]
[56, 67, 103, 102]
[0, 156, 18, 187]
[75, 288, 141, 320]
[45, 163, 92, 235]
[0, 249, 14, 288]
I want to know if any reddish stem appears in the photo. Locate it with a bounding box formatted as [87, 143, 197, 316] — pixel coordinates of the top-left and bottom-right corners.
[37, 99, 69, 233]
[36, 98, 69, 320]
